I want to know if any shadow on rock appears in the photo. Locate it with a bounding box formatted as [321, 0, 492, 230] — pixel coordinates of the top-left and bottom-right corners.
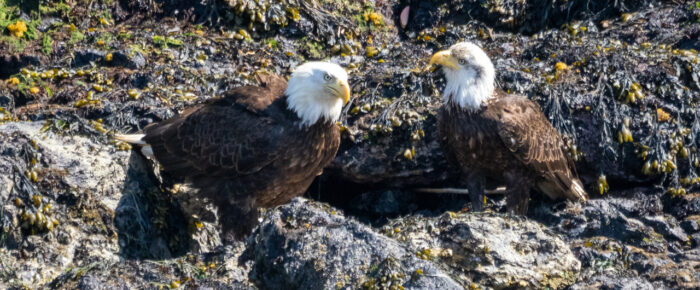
[114, 152, 190, 259]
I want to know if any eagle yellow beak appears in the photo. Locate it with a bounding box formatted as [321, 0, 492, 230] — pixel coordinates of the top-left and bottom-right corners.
[429, 50, 459, 70]
[334, 80, 350, 105]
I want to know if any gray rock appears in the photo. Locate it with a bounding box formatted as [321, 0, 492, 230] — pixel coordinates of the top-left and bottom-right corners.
[247, 198, 579, 289]
[681, 216, 700, 233]
[0, 53, 44, 78]
[569, 274, 664, 290]
[0, 122, 251, 287]
[540, 198, 666, 249]
[382, 211, 581, 289]
[72, 49, 107, 67]
[246, 198, 462, 290]
[108, 49, 146, 69]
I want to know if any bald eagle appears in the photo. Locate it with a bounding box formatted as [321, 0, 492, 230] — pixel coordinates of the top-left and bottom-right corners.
[429, 42, 588, 214]
[116, 62, 350, 239]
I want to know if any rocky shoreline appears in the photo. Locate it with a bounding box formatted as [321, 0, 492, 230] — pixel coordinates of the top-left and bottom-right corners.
[1, 0, 700, 289]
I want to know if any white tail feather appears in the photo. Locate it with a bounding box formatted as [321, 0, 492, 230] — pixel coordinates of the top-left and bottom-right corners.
[114, 134, 147, 145]
[141, 146, 155, 159]
[570, 179, 588, 202]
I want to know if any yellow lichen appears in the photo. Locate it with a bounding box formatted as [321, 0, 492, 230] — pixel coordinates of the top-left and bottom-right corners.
[127, 89, 140, 99]
[29, 87, 40, 94]
[555, 62, 568, 71]
[621, 13, 632, 22]
[363, 12, 384, 26]
[668, 187, 686, 197]
[238, 29, 251, 40]
[114, 141, 132, 151]
[32, 195, 41, 207]
[286, 7, 300, 21]
[365, 47, 379, 57]
[403, 147, 415, 160]
[6, 77, 19, 85]
[91, 119, 108, 134]
[656, 108, 670, 122]
[8, 20, 27, 38]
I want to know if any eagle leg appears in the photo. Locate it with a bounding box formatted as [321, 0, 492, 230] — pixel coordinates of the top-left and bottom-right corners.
[504, 172, 532, 215]
[195, 178, 260, 242]
[219, 200, 259, 243]
[465, 172, 486, 212]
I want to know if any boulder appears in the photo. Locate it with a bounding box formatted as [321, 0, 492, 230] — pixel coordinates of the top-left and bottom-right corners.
[246, 198, 580, 289]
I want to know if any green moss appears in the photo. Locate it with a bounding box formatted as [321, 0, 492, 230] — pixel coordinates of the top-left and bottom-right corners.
[68, 29, 84, 44]
[0, 2, 17, 29]
[166, 37, 183, 46]
[41, 33, 52, 55]
[39, 1, 71, 17]
[117, 31, 132, 40]
[152, 35, 182, 48]
[95, 32, 113, 45]
[303, 38, 324, 59]
[265, 38, 279, 49]
[0, 35, 26, 52]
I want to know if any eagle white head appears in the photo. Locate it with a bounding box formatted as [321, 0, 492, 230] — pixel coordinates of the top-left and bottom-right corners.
[286, 61, 350, 127]
[429, 42, 495, 111]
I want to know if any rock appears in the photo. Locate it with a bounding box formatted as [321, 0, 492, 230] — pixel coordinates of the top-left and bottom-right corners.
[0, 94, 12, 108]
[107, 49, 146, 69]
[382, 211, 581, 289]
[536, 197, 667, 249]
[0, 121, 252, 287]
[0, 121, 126, 285]
[681, 215, 700, 233]
[247, 198, 579, 289]
[641, 215, 688, 243]
[246, 198, 462, 289]
[691, 233, 700, 248]
[48, 248, 253, 289]
[569, 274, 662, 290]
[72, 49, 108, 67]
[0, 53, 44, 79]
[1, 0, 699, 288]
[534, 196, 700, 287]
[669, 193, 700, 219]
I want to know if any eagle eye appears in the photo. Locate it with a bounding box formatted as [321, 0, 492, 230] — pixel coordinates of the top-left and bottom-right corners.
[458, 58, 467, 65]
[323, 73, 333, 81]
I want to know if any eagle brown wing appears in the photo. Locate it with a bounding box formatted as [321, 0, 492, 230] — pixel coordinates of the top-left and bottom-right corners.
[485, 96, 586, 201]
[143, 73, 289, 179]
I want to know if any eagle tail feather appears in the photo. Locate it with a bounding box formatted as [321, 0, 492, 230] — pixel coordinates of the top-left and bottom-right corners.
[114, 133, 147, 145]
[567, 178, 588, 202]
[141, 146, 155, 159]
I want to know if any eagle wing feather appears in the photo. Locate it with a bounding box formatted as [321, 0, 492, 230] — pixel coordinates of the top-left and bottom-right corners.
[486, 97, 586, 201]
[143, 73, 289, 179]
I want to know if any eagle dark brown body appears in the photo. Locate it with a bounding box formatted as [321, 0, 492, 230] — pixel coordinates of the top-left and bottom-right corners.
[141, 74, 340, 238]
[438, 91, 587, 213]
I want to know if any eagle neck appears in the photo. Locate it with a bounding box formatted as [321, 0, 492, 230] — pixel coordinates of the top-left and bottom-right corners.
[284, 94, 342, 129]
[442, 66, 495, 112]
